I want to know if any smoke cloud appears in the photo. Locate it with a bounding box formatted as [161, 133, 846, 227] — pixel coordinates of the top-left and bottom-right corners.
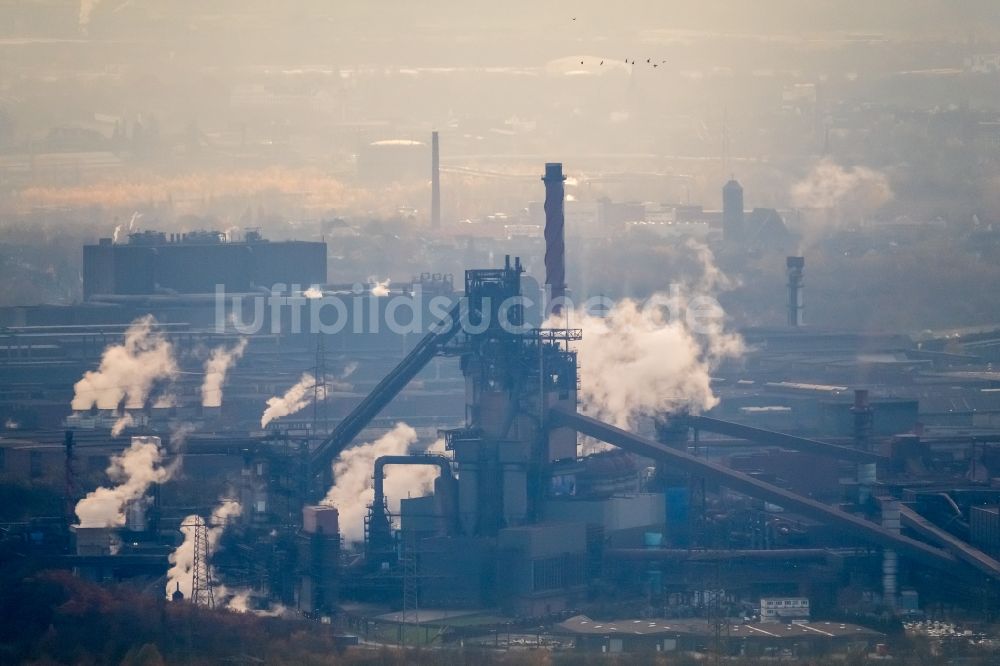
[110, 412, 133, 437]
[260, 372, 322, 428]
[370, 277, 391, 297]
[791, 159, 893, 217]
[154, 394, 177, 408]
[218, 586, 287, 617]
[321, 423, 447, 543]
[75, 436, 177, 528]
[168, 421, 196, 452]
[72, 315, 179, 411]
[201, 338, 248, 407]
[79, 0, 100, 27]
[568, 241, 744, 431]
[165, 498, 242, 601]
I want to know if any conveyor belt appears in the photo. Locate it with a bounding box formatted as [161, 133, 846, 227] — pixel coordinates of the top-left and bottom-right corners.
[899, 504, 1000, 581]
[683, 415, 883, 464]
[550, 407, 965, 575]
[310, 301, 463, 478]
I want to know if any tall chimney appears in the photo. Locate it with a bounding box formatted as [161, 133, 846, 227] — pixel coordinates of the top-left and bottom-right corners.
[431, 131, 441, 229]
[786, 256, 805, 327]
[852, 389, 873, 451]
[543, 162, 566, 314]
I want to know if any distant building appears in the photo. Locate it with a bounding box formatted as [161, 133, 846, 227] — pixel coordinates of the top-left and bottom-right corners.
[83, 231, 326, 298]
[760, 597, 810, 623]
[504, 224, 542, 240]
[965, 54, 1000, 74]
[723, 179, 745, 244]
[599, 199, 647, 227]
[744, 208, 796, 252]
[971, 506, 1000, 560]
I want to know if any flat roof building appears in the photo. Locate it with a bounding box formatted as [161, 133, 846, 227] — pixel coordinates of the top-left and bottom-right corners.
[83, 231, 326, 298]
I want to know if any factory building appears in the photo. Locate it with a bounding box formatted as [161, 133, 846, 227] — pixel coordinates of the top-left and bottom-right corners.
[760, 596, 810, 623]
[83, 230, 326, 298]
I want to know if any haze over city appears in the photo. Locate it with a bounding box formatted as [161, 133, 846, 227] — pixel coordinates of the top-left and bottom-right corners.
[2, 2, 1000, 664]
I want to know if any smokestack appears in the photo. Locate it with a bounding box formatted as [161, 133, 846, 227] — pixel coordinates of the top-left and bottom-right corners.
[786, 256, 805, 327]
[543, 162, 566, 313]
[852, 389, 873, 451]
[431, 131, 441, 229]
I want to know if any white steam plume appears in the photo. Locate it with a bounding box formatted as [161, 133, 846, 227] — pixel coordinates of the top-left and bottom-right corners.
[791, 159, 892, 217]
[79, 0, 100, 27]
[110, 412, 133, 437]
[565, 241, 744, 432]
[321, 423, 447, 543]
[260, 372, 322, 428]
[201, 338, 248, 407]
[168, 422, 196, 452]
[75, 436, 177, 528]
[72, 315, 179, 411]
[217, 586, 287, 616]
[165, 498, 242, 601]
[370, 277, 391, 297]
[154, 393, 177, 408]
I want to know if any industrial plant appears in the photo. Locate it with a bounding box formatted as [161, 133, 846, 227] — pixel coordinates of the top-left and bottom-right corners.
[1, 146, 999, 662]
[7, 3, 1000, 663]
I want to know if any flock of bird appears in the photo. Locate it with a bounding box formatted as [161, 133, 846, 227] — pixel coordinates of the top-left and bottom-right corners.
[579, 58, 669, 68]
[571, 18, 668, 69]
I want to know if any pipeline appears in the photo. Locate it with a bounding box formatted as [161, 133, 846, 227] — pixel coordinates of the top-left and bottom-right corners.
[367, 454, 457, 564]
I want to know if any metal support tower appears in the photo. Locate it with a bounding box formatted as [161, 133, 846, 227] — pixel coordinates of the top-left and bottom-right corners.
[190, 518, 215, 608]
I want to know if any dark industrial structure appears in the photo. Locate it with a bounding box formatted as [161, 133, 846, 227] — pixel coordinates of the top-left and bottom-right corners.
[722, 177, 744, 244]
[83, 230, 327, 298]
[431, 130, 441, 229]
[787, 256, 805, 327]
[542, 162, 567, 312]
